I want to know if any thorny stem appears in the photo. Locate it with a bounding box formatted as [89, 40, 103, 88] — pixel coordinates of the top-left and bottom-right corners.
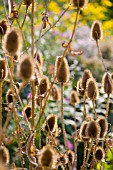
[106, 93, 110, 118]
[21, 6, 28, 29]
[83, 93, 86, 120]
[92, 100, 97, 119]
[0, 81, 2, 130]
[83, 142, 87, 164]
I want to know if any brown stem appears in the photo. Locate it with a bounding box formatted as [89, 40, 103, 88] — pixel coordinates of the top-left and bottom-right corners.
[106, 93, 110, 118]
[21, 5, 28, 29]
[92, 100, 98, 119]
[83, 93, 86, 120]
[0, 81, 2, 130]
[83, 142, 87, 163]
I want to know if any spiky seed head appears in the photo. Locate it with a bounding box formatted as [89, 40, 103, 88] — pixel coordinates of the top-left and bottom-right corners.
[23, 0, 32, 6]
[73, 0, 87, 8]
[102, 72, 113, 94]
[80, 121, 89, 141]
[86, 78, 99, 100]
[4, 29, 22, 55]
[43, 114, 57, 133]
[96, 116, 108, 138]
[85, 120, 100, 139]
[38, 76, 49, 95]
[51, 84, 60, 101]
[23, 106, 32, 119]
[91, 20, 103, 41]
[0, 146, 10, 164]
[6, 89, 14, 103]
[77, 78, 85, 96]
[39, 145, 55, 168]
[70, 90, 79, 105]
[0, 20, 8, 36]
[66, 150, 75, 164]
[55, 56, 70, 83]
[82, 69, 93, 90]
[18, 55, 34, 81]
[0, 59, 7, 81]
[95, 147, 104, 161]
[58, 154, 68, 165]
[34, 51, 43, 66]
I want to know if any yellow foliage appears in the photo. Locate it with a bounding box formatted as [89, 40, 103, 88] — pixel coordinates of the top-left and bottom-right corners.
[49, 1, 61, 13]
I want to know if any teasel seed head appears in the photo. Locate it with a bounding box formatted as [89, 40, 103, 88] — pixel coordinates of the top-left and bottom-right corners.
[96, 116, 108, 138]
[73, 0, 88, 8]
[102, 72, 113, 94]
[23, 105, 32, 119]
[91, 20, 103, 41]
[55, 56, 70, 83]
[34, 50, 43, 66]
[66, 150, 75, 164]
[51, 84, 60, 101]
[6, 89, 14, 103]
[0, 146, 10, 164]
[70, 90, 79, 105]
[43, 114, 57, 133]
[77, 78, 85, 96]
[95, 147, 104, 161]
[0, 59, 8, 81]
[80, 121, 89, 141]
[86, 78, 99, 100]
[18, 55, 34, 81]
[39, 145, 55, 168]
[23, 0, 32, 6]
[58, 153, 68, 166]
[38, 76, 49, 95]
[0, 20, 8, 36]
[85, 120, 100, 139]
[82, 69, 93, 90]
[4, 29, 22, 55]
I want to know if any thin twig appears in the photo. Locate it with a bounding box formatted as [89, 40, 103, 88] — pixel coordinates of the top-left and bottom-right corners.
[21, 5, 29, 29]
[106, 93, 110, 118]
[92, 100, 97, 119]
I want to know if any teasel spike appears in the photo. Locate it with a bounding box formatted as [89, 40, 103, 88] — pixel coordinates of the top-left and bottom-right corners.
[95, 146, 104, 161]
[73, 0, 88, 8]
[79, 121, 89, 140]
[91, 20, 103, 41]
[0, 146, 10, 164]
[51, 84, 60, 101]
[0, 20, 8, 36]
[77, 78, 85, 96]
[23, 105, 32, 119]
[34, 50, 43, 66]
[96, 116, 108, 138]
[82, 69, 93, 90]
[43, 114, 57, 133]
[38, 76, 49, 95]
[70, 90, 79, 105]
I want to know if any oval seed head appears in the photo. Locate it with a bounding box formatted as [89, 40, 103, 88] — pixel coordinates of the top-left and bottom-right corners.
[85, 120, 100, 139]
[0, 20, 8, 36]
[18, 55, 34, 81]
[102, 72, 113, 94]
[43, 114, 57, 133]
[55, 56, 70, 83]
[0, 59, 7, 81]
[4, 29, 22, 55]
[23, 0, 32, 6]
[82, 69, 93, 90]
[39, 145, 55, 168]
[91, 20, 103, 41]
[77, 78, 85, 96]
[51, 84, 60, 101]
[86, 78, 99, 100]
[80, 121, 89, 141]
[95, 147, 104, 161]
[6, 89, 14, 103]
[23, 106, 32, 119]
[38, 76, 49, 95]
[34, 50, 43, 66]
[96, 116, 108, 138]
[0, 146, 10, 164]
[70, 90, 79, 105]
[66, 150, 75, 165]
[73, 0, 88, 8]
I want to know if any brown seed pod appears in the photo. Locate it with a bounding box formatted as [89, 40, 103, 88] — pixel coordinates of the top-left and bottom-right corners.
[0, 59, 7, 81]
[23, 0, 32, 6]
[95, 147, 104, 161]
[86, 78, 99, 100]
[38, 76, 49, 95]
[66, 150, 75, 164]
[51, 84, 60, 101]
[0, 146, 10, 164]
[18, 55, 34, 81]
[96, 116, 108, 138]
[73, 0, 87, 8]
[34, 50, 43, 66]
[39, 145, 55, 168]
[70, 90, 79, 105]
[82, 69, 93, 90]
[91, 20, 103, 41]
[6, 89, 14, 103]
[102, 72, 113, 94]
[55, 56, 70, 83]
[0, 20, 8, 36]
[23, 106, 32, 119]
[85, 120, 100, 139]
[79, 121, 89, 141]
[43, 114, 57, 133]
[4, 29, 22, 55]
[77, 78, 85, 96]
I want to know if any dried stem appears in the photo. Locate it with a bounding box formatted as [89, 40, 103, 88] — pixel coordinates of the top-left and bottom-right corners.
[0, 81, 2, 130]
[21, 5, 28, 29]
[92, 100, 97, 119]
[83, 142, 87, 164]
[106, 93, 110, 118]
[83, 93, 86, 120]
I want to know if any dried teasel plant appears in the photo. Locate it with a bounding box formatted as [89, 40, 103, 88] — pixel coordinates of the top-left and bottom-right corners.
[0, 146, 10, 165]
[23, 105, 32, 119]
[50, 84, 60, 101]
[82, 69, 93, 90]
[94, 146, 105, 161]
[96, 116, 108, 138]
[73, 0, 88, 8]
[70, 90, 79, 105]
[34, 50, 43, 67]
[77, 78, 85, 96]
[43, 114, 57, 133]
[0, 20, 8, 37]
[91, 20, 103, 41]
[38, 76, 49, 95]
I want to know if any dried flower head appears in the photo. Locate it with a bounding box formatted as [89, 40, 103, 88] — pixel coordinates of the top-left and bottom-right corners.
[55, 56, 70, 83]
[51, 84, 60, 101]
[43, 114, 57, 133]
[82, 69, 93, 90]
[0, 20, 8, 36]
[86, 78, 99, 100]
[34, 50, 43, 66]
[85, 120, 100, 139]
[111, 72, 113, 81]
[0, 146, 10, 164]
[4, 29, 22, 55]
[18, 55, 34, 81]
[80, 121, 89, 141]
[39, 145, 55, 168]
[95, 147, 104, 161]
[96, 116, 108, 138]
[77, 78, 85, 96]
[38, 76, 49, 95]
[102, 72, 113, 94]
[73, 0, 87, 8]
[66, 150, 75, 164]
[6, 89, 14, 103]
[70, 90, 79, 105]
[91, 20, 103, 41]
[0, 59, 7, 81]
[58, 153, 68, 166]
[23, 106, 32, 119]
[23, 0, 32, 6]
